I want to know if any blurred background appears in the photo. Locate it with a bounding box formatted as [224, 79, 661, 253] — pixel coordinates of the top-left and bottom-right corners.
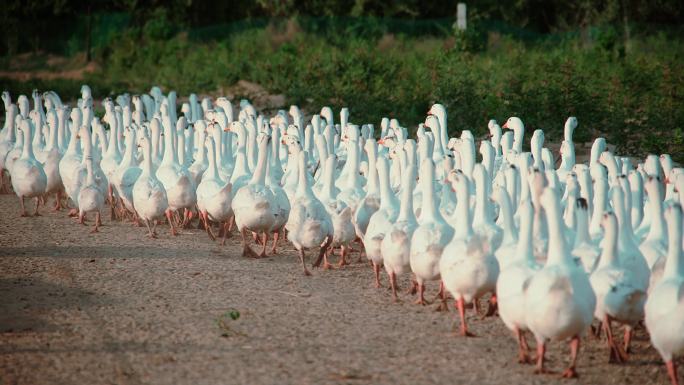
[1, 0, 683, 159]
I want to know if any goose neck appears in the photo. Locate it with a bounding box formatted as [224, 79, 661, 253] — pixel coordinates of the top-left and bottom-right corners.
[420, 162, 440, 223]
[574, 204, 591, 246]
[206, 138, 219, 180]
[250, 140, 269, 185]
[516, 201, 535, 263]
[295, 153, 312, 198]
[543, 192, 572, 265]
[452, 180, 473, 239]
[598, 216, 619, 269]
[161, 122, 177, 165]
[498, 190, 517, 244]
[21, 123, 34, 159]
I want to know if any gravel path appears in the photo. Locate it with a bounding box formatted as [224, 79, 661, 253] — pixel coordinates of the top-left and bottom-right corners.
[0, 194, 672, 385]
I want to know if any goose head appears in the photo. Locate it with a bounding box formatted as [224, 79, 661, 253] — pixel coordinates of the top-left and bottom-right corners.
[660, 154, 673, 182]
[80, 85, 92, 101]
[564, 116, 578, 142]
[1, 91, 10, 107]
[502, 116, 524, 132]
[17, 95, 29, 118]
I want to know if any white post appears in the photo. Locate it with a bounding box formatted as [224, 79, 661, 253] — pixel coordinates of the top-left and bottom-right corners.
[457, 3, 467, 31]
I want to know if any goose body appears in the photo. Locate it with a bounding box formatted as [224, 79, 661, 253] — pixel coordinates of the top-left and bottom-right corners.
[440, 171, 500, 336]
[78, 156, 105, 231]
[286, 151, 333, 275]
[525, 187, 596, 377]
[364, 155, 400, 286]
[381, 164, 418, 299]
[590, 211, 646, 362]
[132, 135, 169, 237]
[112, 128, 141, 213]
[410, 159, 454, 305]
[233, 134, 276, 257]
[497, 198, 541, 363]
[11, 119, 47, 215]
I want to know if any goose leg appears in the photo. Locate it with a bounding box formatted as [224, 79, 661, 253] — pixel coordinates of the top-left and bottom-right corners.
[389, 271, 399, 302]
[456, 296, 475, 337]
[515, 328, 533, 364]
[91, 212, 100, 233]
[108, 184, 115, 220]
[183, 208, 194, 229]
[434, 281, 448, 311]
[221, 222, 229, 246]
[166, 210, 178, 236]
[312, 236, 332, 268]
[372, 262, 382, 288]
[33, 197, 41, 216]
[561, 336, 580, 378]
[202, 211, 215, 241]
[240, 228, 260, 258]
[144, 219, 156, 238]
[605, 316, 628, 363]
[623, 325, 634, 354]
[298, 249, 311, 276]
[19, 196, 28, 217]
[666, 360, 679, 385]
[227, 216, 235, 232]
[53, 190, 63, 211]
[414, 283, 429, 305]
[534, 340, 553, 374]
[259, 232, 268, 258]
[337, 245, 349, 267]
[270, 231, 280, 254]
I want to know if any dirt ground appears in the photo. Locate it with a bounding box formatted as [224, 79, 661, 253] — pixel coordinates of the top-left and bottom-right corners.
[0, 193, 675, 385]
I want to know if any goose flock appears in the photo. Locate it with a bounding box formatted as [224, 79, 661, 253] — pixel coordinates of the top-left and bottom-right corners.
[1, 87, 683, 384]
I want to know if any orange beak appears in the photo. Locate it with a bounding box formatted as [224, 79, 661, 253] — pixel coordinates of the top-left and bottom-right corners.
[502, 121, 509, 129]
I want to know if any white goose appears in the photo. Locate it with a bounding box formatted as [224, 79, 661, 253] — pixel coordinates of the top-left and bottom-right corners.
[410, 159, 454, 305]
[497, 198, 540, 363]
[353, 138, 381, 242]
[156, 116, 196, 233]
[525, 187, 596, 377]
[318, 155, 354, 268]
[11, 118, 47, 216]
[112, 127, 141, 219]
[590, 211, 646, 363]
[77, 156, 105, 232]
[441, 170, 500, 336]
[42, 106, 64, 210]
[381, 164, 418, 300]
[644, 203, 684, 385]
[286, 151, 333, 275]
[232, 134, 276, 258]
[196, 135, 232, 243]
[132, 134, 169, 238]
[364, 155, 400, 288]
[265, 128, 291, 254]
